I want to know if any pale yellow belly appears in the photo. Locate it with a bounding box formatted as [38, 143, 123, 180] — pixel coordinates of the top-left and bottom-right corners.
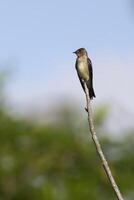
[78, 62, 89, 81]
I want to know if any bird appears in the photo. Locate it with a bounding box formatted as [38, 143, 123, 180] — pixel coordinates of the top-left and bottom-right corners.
[73, 48, 96, 99]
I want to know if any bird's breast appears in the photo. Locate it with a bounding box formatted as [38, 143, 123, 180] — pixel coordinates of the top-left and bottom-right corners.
[77, 60, 89, 81]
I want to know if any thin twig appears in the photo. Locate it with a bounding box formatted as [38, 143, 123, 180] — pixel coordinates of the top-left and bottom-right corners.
[84, 83, 124, 200]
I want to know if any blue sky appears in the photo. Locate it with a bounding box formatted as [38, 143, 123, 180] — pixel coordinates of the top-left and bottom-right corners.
[0, 0, 134, 116]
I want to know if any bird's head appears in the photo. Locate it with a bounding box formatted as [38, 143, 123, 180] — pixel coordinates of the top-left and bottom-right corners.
[73, 48, 88, 57]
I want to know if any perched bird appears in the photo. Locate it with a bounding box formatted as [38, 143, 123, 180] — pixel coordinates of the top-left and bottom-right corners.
[73, 48, 96, 99]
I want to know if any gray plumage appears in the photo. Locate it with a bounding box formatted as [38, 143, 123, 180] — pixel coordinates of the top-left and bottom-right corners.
[74, 48, 95, 99]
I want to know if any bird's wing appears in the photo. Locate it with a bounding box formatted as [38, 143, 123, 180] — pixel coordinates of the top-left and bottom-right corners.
[87, 58, 93, 88]
[75, 59, 85, 92]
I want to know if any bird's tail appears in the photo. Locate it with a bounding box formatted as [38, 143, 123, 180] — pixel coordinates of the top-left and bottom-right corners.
[89, 87, 96, 99]
[86, 80, 96, 99]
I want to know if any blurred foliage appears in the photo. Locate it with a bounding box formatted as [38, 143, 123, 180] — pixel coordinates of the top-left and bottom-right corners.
[0, 105, 134, 200]
[0, 72, 134, 200]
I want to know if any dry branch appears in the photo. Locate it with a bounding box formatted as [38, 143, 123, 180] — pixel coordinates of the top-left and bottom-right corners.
[84, 83, 124, 200]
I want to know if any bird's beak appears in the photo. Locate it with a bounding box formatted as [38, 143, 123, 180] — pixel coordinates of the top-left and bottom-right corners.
[73, 51, 76, 54]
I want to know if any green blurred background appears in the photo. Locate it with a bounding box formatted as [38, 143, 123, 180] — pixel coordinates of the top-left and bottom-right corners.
[0, 73, 134, 200]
